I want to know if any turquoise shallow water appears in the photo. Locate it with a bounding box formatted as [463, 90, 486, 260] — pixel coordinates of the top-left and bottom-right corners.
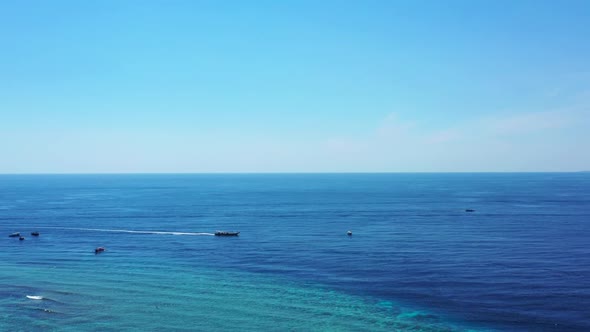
[1, 174, 589, 331]
[1, 227, 470, 332]
[2, 259, 464, 331]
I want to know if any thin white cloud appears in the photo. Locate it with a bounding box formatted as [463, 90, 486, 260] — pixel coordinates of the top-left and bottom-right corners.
[480, 110, 580, 136]
[318, 104, 590, 172]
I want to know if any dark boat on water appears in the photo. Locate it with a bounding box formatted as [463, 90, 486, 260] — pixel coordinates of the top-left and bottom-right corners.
[9, 232, 20, 238]
[215, 231, 240, 236]
[31, 232, 40, 236]
[465, 209, 475, 212]
[95, 247, 106, 254]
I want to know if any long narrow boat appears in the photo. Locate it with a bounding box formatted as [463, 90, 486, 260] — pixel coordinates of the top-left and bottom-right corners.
[9, 232, 20, 238]
[215, 231, 240, 236]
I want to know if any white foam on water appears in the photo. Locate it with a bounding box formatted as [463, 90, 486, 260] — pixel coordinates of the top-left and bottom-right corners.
[35, 226, 215, 236]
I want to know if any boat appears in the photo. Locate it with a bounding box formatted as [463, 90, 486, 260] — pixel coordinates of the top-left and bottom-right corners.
[9, 232, 20, 238]
[95, 247, 106, 254]
[19, 236, 25, 241]
[465, 209, 475, 212]
[347, 230, 352, 236]
[31, 232, 40, 236]
[215, 231, 240, 236]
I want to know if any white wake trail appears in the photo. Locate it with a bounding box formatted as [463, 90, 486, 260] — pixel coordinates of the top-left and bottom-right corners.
[35, 226, 214, 236]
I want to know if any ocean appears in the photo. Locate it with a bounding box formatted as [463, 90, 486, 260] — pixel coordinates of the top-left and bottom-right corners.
[0, 173, 588, 331]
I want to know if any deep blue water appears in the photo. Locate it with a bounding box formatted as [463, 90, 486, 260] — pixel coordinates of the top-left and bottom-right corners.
[1, 173, 589, 331]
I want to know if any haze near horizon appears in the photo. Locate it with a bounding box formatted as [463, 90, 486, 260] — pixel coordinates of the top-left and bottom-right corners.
[1, 0, 589, 173]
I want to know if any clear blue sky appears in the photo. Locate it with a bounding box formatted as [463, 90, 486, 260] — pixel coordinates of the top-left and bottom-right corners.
[1, 0, 589, 172]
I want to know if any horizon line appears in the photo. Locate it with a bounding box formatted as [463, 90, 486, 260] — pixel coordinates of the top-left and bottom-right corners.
[0, 171, 588, 175]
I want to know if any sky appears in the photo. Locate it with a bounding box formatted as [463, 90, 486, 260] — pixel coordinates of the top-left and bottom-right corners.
[1, 0, 589, 173]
